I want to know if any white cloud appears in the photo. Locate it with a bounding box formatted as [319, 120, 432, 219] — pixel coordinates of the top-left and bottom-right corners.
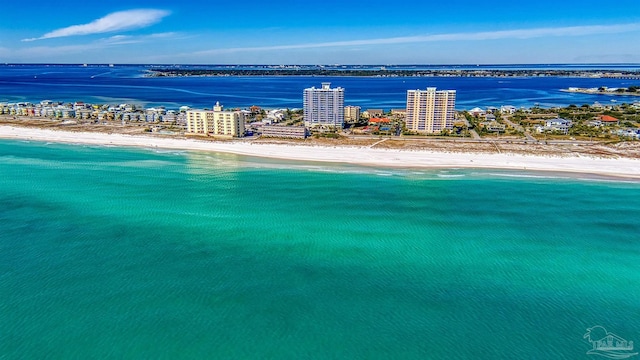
[22, 9, 170, 42]
[103, 32, 177, 45]
[6, 33, 179, 62]
[194, 23, 640, 55]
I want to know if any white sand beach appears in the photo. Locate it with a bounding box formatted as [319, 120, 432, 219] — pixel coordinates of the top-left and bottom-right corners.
[2, 125, 640, 179]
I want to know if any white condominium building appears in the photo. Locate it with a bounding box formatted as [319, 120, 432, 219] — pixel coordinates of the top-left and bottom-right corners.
[405, 87, 456, 133]
[186, 102, 245, 137]
[303, 82, 344, 128]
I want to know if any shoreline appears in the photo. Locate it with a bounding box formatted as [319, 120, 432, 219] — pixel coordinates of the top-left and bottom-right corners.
[146, 74, 614, 79]
[560, 89, 640, 97]
[2, 125, 640, 180]
[145, 68, 640, 79]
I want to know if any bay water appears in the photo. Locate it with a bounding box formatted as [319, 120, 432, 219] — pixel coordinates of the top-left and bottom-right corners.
[1, 139, 639, 358]
[1, 64, 639, 110]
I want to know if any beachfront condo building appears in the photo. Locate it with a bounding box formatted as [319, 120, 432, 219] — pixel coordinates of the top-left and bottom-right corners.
[303, 82, 344, 128]
[405, 87, 456, 133]
[186, 110, 210, 134]
[186, 102, 246, 137]
[344, 105, 361, 123]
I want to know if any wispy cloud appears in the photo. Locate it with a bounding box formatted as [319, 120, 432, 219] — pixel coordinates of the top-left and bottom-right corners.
[22, 9, 170, 42]
[103, 32, 177, 45]
[7, 33, 179, 61]
[194, 23, 640, 55]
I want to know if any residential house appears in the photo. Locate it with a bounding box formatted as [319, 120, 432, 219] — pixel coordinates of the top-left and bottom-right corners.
[537, 118, 572, 134]
[616, 128, 640, 139]
[500, 105, 517, 114]
[468, 107, 485, 117]
[480, 121, 506, 133]
[390, 108, 406, 120]
[598, 115, 620, 125]
[363, 109, 384, 119]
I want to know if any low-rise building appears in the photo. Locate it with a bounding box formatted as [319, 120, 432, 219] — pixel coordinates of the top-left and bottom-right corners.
[390, 108, 406, 120]
[61, 109, 76, 119]
[616, 128, 640, 139]
[536, 118, 573, 134]
[587, 120, 602, 127]
[500, 105, 517, 114]
[266, 109, 286, 123]
[363, 109, 384, 119]
[468, 107, 485, 117]
[368, 117, 391, 127]
[261, 125, 307, 139]
[162, 111, 177, 123]
[598, 115, 620, 125]
[480, 121, 506, 132]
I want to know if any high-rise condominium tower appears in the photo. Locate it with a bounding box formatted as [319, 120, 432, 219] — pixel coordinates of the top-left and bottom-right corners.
[303, 82, 344, 128]
[405, 87, 456, 133]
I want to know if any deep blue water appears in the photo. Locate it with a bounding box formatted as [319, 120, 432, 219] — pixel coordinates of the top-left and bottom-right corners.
[1, 64, 639, 110]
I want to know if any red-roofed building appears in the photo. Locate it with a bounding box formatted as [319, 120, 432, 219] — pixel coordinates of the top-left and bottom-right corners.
[368, 117, 391, 126]
[598, 115, 619, 125]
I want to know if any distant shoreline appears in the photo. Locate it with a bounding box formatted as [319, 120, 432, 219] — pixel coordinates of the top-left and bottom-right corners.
[560, 88, 640, 97]
[2, 125, 640, 180]
[146, 68, 640, 79]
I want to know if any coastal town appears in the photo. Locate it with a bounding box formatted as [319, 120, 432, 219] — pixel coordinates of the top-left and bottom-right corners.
[0, 80, 640, 135]
[2, 81, 640, 159]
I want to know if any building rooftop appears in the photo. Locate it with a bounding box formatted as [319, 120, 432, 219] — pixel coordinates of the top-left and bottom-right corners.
[599, 115, 619, 122]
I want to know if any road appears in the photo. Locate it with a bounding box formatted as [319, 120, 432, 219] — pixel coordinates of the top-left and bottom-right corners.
[501, 115, 536, 141]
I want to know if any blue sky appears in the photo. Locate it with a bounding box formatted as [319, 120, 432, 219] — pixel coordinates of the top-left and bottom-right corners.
[1, 0, 639, 64]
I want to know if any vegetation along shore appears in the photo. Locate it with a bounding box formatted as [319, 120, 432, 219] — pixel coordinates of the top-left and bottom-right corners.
[147, 68, 640, 78]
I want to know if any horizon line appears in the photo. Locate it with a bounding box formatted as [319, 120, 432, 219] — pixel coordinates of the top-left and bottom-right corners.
[2, 62, 640, 66]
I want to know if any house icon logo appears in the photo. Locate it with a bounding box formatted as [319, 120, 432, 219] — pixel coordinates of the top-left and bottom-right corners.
[584, 326, 638, 359]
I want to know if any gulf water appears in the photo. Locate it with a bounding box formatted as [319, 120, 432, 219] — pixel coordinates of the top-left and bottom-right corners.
[1, 64, 639, 109]
[1, 139, 639, 359]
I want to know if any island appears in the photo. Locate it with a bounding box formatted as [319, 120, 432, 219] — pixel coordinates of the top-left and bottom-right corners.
[146, 67, 640, 79]
[562, 86, 640, 96]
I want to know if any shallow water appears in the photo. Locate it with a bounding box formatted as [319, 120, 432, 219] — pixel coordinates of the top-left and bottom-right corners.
[1, 139, 639, 359]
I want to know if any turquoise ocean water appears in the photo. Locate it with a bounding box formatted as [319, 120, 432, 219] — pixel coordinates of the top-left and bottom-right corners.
[1, 139, 639, 359]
